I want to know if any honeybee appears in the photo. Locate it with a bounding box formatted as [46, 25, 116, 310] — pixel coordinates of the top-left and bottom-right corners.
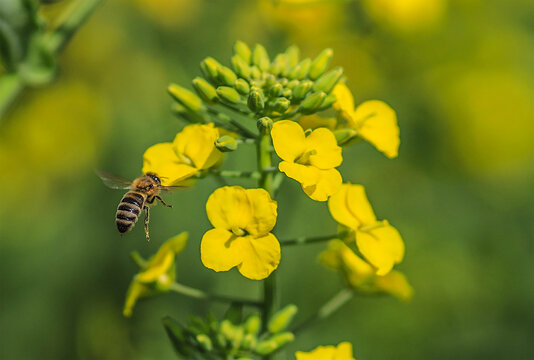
[96, 170, 181, 241]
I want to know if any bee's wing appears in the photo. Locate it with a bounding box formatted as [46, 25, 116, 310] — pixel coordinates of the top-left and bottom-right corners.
[159, 185, 187, 193]
[95, 169, 133, 189]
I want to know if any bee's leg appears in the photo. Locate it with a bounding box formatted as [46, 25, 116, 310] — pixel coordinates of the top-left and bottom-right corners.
[143, 206, 150, 242]
[155, 195, 173, 208]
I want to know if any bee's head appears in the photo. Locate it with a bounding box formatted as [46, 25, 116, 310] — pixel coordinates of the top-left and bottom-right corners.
[146, 172, 162, 186]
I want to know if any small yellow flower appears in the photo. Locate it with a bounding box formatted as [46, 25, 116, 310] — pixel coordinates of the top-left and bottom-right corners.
[271, 120, 342, 201]
[201, 186, 280, 280]
[328, 183, 404, 275]
[320, 240, 413, 301]
[333, 83, 399, 158]
[142, 123, 222, 185]
[295, 342, 356, 360]
[123, 232, 188, 317]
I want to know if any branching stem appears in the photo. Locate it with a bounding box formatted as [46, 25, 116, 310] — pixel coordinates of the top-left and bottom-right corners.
[169, 283, 263, 308]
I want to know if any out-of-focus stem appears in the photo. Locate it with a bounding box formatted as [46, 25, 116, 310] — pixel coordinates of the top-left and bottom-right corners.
[169, 283, 263, 308]
[280, 231, 349, 246]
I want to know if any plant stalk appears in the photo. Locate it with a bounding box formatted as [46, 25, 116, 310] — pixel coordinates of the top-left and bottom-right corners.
[169, 283, 263, 308]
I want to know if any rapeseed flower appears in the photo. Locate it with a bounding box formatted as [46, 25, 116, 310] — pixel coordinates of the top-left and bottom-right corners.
[123, 232, 188, 317]
[142, 123, 222, 185]
[296, 342, 355, 360]
[271, 120, 342, 201]
[320, 240, 413, 301]
[333, 83, 399, 158]
[201, 186, 280, 280]
[328, 183, 404, 275]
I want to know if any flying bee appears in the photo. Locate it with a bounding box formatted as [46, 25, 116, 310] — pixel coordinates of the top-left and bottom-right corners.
[96, 170, 182, 241]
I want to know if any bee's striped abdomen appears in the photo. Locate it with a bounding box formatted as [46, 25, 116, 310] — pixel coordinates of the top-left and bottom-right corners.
[116, 191, 146, 234]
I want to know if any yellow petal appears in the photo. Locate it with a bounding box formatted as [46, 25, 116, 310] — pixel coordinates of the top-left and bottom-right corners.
[279, 161, 319, 188]
[245, 188, 278, 236]
[173, 123, 222, 169]
[271, 120, 306, 162]
[142, 142, 198, 185]
[305, 127, 343, 169]
[374, 270, 414, 301]
[206, 186, 252, 231]
[356, 222, 405, 275]
[332, 83, 355, 115]
[302, 168, 342, 201]
[201, 228, 246, 272]
[123, 280, 150, 317]
[334, 342, 355, 360]
[137, 252, 174, 283]
[237, 234, 281, 280]
[345, 184, 377, 226]
[352, 100, 399, 158]
[298, 115, 337, 131]
[296, 346, 336, 360]
[328, 184, 361, 230]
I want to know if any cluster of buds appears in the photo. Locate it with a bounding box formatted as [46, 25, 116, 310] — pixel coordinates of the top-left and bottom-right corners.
[163, 304, 298, 359]
[168, 41, 344, 141]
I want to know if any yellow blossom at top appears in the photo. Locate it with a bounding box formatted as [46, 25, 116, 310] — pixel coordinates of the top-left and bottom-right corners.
[271, 120, 342, 201]
[328, 183, 404, 275]
[123, 232, 188, 317]
[142, 123, 222, 186]
[320, 240, 413, 301]
[333, 83, 399, 158]
[296, 342, 355, 360]
[201, 186, 280, 280]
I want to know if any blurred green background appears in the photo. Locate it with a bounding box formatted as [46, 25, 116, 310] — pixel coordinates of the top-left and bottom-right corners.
[1, 0, 533, 359]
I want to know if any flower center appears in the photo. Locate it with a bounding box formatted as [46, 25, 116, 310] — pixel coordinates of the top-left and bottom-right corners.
[295, 149, 317, 165]
[231, 227, 246, 236]
[176, 151, 193, 166]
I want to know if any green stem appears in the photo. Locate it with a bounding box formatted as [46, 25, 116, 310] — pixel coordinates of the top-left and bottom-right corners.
[293, 289, 354, 334]
[280, 231, 348, 246]
[209, 168, 277, 180]
[169, 283, 263, 308]
[0, 73, 24, 119]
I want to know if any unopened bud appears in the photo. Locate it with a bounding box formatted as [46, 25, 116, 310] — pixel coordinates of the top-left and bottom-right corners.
[250, 65, 262, 79]
[216, 86, 241, 104]
[242, 334, 257, 350]
[255, 332, 294, 355]
[269, 97, 290, 114]
[218, 66, 238, 86]
[286, 80, 299, 90]
[269, 83, 283, 97]
[196, 334, 213, 352]
[313, 67, 343, 93]
[234, 40, 252, 64]
[232, 55, 251, 79]
[309, 48, 333, 80]
[292, 80, 313, 101]
[282, 89, 292, 98]
[200, 57, 222, 83]
[192, 77, 218, 103]
[257, 116, 273, 134]
[296, 58, 312, 79]
[244, 315, 262, 335]
[268, 304, 298, 333]
[215, 135, 238, 152]
[334, 128, 358, 145]
[264, 74, 276, 89]
[235, 78, 250, 95]
[272, 53, 288, 76]
[285, 45, 300, 68]
[248, 89, 265, 113]
[318, 93, 337, 111]
[168, 84, 204, 112]
[300, 91, 326, 114]
[252, 44, 270, 71]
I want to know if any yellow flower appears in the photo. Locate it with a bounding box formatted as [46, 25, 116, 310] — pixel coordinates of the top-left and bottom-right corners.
[328, 184, 404, 275]
[333, 83, 399, 158]
[320, 240, 413, 301]
[123, 232, 188, 317]
[296, 342, 356, 360]
[271, 120, 342, 201]
[298, 115, 337, 131]
[201, 186, 280, 280]
[142, 123, 222, 185]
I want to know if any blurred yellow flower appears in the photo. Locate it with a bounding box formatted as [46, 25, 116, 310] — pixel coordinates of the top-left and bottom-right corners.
[296, 341, 355, 360]
[142, 123, 222, 185]
[271, 120, 342, 201]
[328, 184, 404, 275]
[201, 186, 280, 280]
[333, 83, 399, 158]
[123, 232, 188, 317]
[298, 114, 337, 131]
[320, 240, 413, 301]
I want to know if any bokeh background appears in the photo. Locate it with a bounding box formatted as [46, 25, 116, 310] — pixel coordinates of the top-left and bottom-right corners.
[1, 0, 533, 359]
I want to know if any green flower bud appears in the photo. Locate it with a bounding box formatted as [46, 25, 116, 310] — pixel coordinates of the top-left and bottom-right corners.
[278, 78, 289, 87]
[215, 135, 238, 152]
[269, 83, 284, 97]
[300, 91, 327, 114]
[232, 55, 251, 79]
[192, 77, 218, 103]
[334, 128, 358, 145]
[250, 65, 262, 79]
[282, 89, 292, 98]
[252, 44, 270, 71]
[296, 58, 312, 79]
[269, 97, 290, 114]
[264, 74, 276, 89]
[269, 61, 282, 76]
[271, 332, 295, 348]
[309, 48, 333, 80]
[285, 45, 300, 68]
[196, 334, 213, 352]
[292, 80, 314, 101]
[272, 53, 288, 76]
[234, 40, 252, 64]
[216, 333, 227, 348]
[257, 116, 273, 134]
[220, 319, 235, 340]
[255, 332, 294, 355]
[200, 57, 222, 83]
[244, 315, 262, 335]
[317, 93, 337, 111]
[168, 84, 204, 112]
[216, 86, 241, 104]
[235, 78, 250, 95]
[267, 304, 298, 333]
[171, 103, 203, 124]
[248, 89, 265, 113]
[218, 66, 238, 86]
[313, 67, 343, 93]
[242, 333, 257, 350]
[286, 80, 299, 90]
